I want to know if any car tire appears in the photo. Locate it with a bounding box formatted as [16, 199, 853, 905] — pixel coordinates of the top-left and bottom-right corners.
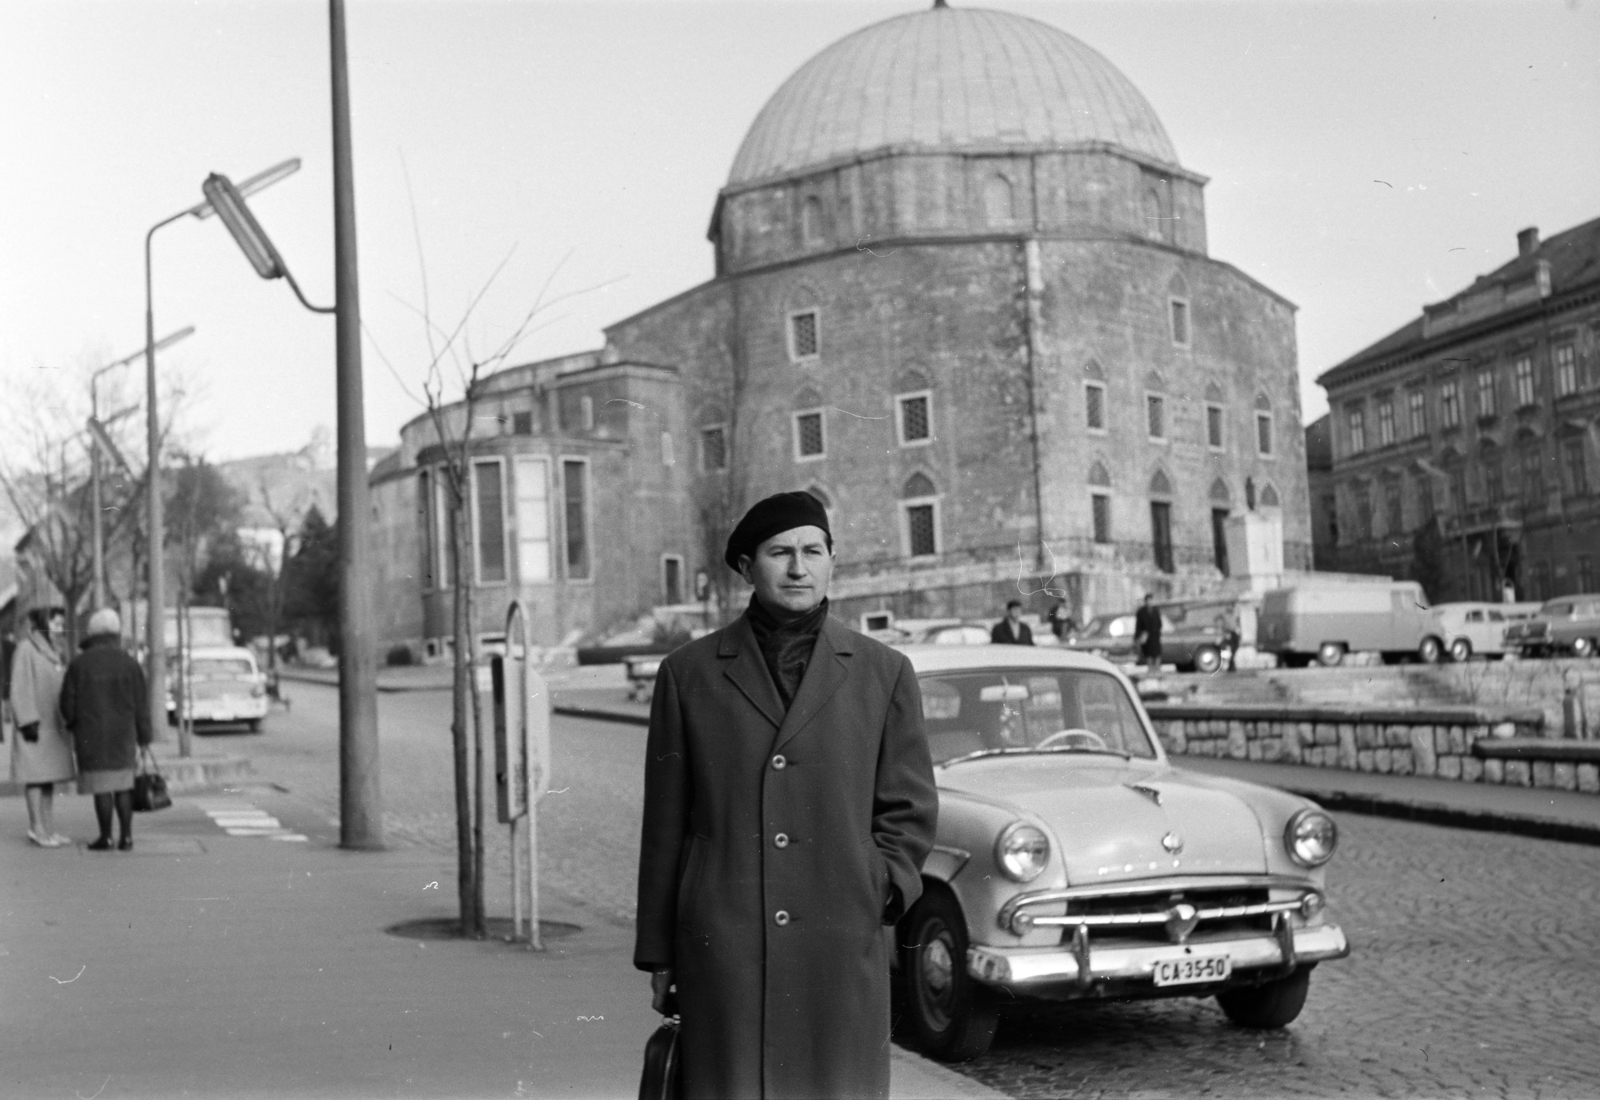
[899, 886, 999, 1062]
[1193, 646, 1222, 674]
[1216, 966, 1312, 1029]
[1417, 637, 1442, 664]
[1449, 637, 1472, 663]
[1316, 643, 1344, 668]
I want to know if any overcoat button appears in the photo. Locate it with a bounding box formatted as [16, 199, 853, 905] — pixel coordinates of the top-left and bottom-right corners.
[771, 755, 787, 770]
[774, 910, 791, 926]
[774, 833, 790, 848]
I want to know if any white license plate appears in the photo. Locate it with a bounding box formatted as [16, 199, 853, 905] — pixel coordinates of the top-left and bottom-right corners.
[1153, 954, 1231, 986]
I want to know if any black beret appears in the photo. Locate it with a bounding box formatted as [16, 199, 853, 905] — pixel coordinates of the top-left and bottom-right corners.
[724, 491, 832, 570]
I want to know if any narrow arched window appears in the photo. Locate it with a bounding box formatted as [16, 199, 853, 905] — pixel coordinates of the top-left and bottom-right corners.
[983, 175, 1014, 225]
[901, 473, 939, 558]
[801, 197, 823, 245]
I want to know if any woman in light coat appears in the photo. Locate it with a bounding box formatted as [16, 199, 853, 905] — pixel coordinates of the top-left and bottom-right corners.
[8, 608, 75, 847]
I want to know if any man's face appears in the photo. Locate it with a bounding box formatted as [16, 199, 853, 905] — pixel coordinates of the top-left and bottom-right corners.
[1007, 605, 1023, 623]
[740, 525, 833, 616]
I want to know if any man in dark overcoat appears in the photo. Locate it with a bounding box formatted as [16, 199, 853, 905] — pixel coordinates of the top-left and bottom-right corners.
[1134, 592, 1164, 671]
[634, 491, 938, 1100]
[990, 599, 1034, 645]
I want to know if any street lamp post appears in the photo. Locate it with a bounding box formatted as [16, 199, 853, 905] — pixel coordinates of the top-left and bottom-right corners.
[88, 328, 193, 611]
[143, 159, 301, 754]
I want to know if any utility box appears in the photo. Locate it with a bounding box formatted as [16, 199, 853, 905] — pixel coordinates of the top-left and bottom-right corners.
[492, 654, 551, 823]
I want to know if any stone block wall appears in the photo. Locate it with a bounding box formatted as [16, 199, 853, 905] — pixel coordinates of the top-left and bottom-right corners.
[1144, 704, 1600, 795]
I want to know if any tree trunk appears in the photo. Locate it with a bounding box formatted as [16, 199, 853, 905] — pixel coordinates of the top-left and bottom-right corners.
[449, 483, 480, 937]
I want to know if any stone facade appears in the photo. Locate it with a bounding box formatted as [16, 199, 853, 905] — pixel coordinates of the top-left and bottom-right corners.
[1313, 218, 1600, 602]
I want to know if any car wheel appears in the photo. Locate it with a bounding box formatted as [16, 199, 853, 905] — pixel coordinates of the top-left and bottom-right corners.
[1575, 637, 1595, 658]
[1316, 643, 1344, 667]
[899, 886, 998, 1062]
[1417, 636, 1442, 664]
[1449, 637, 1472, 663]
[1216, 966, 1312, 1029]
[1193, 646, 1222, 674]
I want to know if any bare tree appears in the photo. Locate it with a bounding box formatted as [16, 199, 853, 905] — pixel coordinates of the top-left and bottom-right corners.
[370, 173, 612, 938]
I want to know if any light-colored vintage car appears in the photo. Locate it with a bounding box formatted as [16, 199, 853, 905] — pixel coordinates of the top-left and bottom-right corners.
[1503, 594, 1600, 658]
[895, 645, 1349, 1060]
[1433, 601, 1542, 662]
[166, 645, 270, 731]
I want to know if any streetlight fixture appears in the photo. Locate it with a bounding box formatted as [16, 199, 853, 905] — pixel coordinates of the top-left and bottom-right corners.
[88, 326, 193, 610]
[144, 159, 300, 756]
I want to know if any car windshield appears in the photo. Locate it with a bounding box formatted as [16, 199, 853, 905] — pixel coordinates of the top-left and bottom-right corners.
[190, 658, 255, 679]
[918, 668, 1157, 764]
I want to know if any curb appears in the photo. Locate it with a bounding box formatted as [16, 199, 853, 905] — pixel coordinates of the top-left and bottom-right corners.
[553, 702, 648, 726]
[1289, 787, 1600, 847]
[0, 753, 253, 798]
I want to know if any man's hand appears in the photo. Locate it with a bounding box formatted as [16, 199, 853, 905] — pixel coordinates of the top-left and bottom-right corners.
[20, 722, 39, 744]
[651, 968, 677, 1016]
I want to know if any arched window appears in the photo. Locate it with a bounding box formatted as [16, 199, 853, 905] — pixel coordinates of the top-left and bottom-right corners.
[1204, 381, 1224, 403]
[1083, 358, 1107, 381]
[1143, 190, 1162, 240]
[1260, 483, 1281, 508]
[1209, 478, 1231, 505]
[1149, 469, 1173, 497]
[983, 174, 1014, 225]
[893, 368, 930, 393]
[1088, 461, 1111, 487]
[901, 473, 939, 558]
[794, 386, 823, 410]
[801, 196, 824, 245]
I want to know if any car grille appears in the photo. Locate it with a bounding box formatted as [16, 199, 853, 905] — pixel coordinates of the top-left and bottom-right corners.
[1060, 887, 1273, 945]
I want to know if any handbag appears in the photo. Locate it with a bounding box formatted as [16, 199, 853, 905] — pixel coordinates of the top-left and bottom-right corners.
[637, 1016, 680, 1100]
[132, 748, 172, 812]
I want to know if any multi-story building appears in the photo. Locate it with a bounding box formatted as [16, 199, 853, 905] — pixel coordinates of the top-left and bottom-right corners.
[373, 3, 1310, 654]
[1313, 218, 1600, 601]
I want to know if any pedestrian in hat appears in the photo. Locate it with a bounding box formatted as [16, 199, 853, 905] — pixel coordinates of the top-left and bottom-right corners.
[8, 607, 75, 847]
[60, 609, 151, 852]
[634, 490, 938, 1099]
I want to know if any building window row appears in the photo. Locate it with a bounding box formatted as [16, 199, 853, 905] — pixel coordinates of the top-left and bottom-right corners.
[418, 454, 589, 590]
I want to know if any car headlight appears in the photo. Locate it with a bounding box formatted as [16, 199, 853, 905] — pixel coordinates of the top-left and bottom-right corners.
[1284, 808, 1338, 867]
[995, 821, 1050, 882]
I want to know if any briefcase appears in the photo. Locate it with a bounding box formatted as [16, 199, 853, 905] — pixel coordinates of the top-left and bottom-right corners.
[637, 1016, 680, 1100]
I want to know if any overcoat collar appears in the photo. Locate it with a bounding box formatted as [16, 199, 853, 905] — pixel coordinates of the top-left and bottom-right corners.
[718, 612, 856, 750]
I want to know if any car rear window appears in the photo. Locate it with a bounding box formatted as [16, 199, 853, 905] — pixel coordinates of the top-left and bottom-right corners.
[917, 668, 1156, 763]
[190, 658, 255, 679]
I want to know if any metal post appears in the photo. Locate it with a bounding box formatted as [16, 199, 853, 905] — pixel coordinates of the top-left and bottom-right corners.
[503, 600, 542, 949]
[90, 430, 103, 611]
[144, 221, 174, 749]
[331, 0, 382, 849]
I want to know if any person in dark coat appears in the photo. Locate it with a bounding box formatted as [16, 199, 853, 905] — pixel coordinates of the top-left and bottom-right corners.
[60, 609, 151, 851]
[634, 490, 938, 1100]
[990, 599, 1035, 645]
[1133, 593, 1164, 671]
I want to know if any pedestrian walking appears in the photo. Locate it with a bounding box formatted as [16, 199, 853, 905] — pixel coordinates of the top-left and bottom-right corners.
[991, 598, 1035, 645]
[8, 608, 74, 847]
[60, 609, 151, 852]
[1134, 592, 1164, 672]
[634, 490, 938, 1100]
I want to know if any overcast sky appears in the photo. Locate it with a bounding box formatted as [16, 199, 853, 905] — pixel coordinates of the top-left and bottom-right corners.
[2, 0, 1596, 466]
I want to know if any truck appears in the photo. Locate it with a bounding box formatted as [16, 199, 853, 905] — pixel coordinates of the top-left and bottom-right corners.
[1257, 580, 1445, 667]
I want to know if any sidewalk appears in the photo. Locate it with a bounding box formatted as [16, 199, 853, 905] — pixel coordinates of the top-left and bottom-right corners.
[0, 787, 1000, 1099]
[553, 686, 1600, 846]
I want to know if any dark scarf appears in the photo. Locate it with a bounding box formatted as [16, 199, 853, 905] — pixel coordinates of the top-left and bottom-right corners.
[746, 596, 829, 711]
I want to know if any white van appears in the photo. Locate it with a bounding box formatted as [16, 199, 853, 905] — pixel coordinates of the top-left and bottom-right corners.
[1257, 581, 1446, 667]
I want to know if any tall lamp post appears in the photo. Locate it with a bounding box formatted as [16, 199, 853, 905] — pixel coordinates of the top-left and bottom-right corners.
[200, 11, 382, 847]
[144, 159, 301, 754]
[88, 327, 193, 610]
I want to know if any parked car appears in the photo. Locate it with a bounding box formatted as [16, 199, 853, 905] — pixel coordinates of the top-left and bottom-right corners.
[895, 645, 1349, 1060]
[880, 620, 996, 646]
[1068, 610, 1228, 673]
[1433, 601, 1542, 662]
[166, 645, 270, 731]
[1257, 580, 1445, 667]
[1503, 595, 1600, 658]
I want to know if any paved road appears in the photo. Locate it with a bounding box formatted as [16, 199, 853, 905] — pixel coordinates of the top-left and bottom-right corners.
[221, 686, 1600, 1098]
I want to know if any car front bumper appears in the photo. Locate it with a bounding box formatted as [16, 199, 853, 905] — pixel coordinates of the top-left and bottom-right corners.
[967, 920, 1348, 992]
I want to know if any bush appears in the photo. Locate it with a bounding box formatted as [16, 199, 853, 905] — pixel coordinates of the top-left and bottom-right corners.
[385, 643, 415, 667]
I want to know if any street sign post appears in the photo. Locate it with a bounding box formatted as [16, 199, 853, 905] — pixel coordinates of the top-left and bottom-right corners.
[492, 600, 550, 948]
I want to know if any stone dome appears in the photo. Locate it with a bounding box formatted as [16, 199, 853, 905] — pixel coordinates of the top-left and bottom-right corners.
[728, 4, 1178, 187]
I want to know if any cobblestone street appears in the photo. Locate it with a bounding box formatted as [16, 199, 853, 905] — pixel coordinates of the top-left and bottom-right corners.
[232, 683, 1600, 1098]
[952, 813, 1600, 1099]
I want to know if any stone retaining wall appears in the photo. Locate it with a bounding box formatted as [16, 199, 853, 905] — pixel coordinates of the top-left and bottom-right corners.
[1144, 704, 1600, 796]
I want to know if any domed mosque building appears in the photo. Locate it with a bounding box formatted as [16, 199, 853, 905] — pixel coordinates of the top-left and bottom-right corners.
[378, 2, 1309, 656]
[605, 1, 1309, 625]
